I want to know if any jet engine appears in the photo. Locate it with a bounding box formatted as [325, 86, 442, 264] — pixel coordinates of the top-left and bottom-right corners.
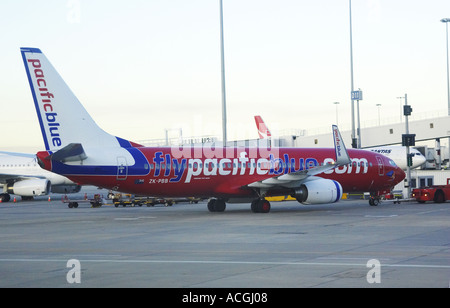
[7, 179, 51, 197]
[292, 179, 343, 205]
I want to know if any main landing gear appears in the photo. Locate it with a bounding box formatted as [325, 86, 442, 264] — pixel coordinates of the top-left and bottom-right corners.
[207, 198, 271, 213]
[207, 198, 226, 212]
[369, 195, 380, 206]
[251, 198, 271, 213]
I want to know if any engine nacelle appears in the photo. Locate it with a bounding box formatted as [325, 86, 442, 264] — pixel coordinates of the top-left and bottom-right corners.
[7, 179, 51, 197]
[293, 179, 343, 205]
[51, 185, 82, 194]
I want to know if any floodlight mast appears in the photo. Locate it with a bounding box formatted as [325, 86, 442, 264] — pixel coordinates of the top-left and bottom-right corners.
[441, 18, 450, 116]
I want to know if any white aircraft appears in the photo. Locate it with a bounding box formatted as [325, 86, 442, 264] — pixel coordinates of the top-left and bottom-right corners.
[0, 151, 81, 202]
[254, 115, 426, 170]
[363, 146, 426, 170]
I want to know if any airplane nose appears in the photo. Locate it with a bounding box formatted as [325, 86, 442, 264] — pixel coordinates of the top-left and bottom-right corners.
[396, 167, 406, 183]
[416, 154, 426, 167]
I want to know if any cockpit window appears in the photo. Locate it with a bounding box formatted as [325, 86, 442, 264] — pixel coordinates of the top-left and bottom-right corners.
[389, 159, 397, 167]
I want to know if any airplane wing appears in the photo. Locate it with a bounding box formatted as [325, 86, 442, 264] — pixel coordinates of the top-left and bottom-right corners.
[247, 125, 351, 189]
[0, 173, 46, 184]
[0, 152, 47, 184]
[0, 151, 36, 158]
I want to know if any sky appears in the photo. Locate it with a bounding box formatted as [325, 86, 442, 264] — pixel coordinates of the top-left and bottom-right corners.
[1, 0, 450, 152]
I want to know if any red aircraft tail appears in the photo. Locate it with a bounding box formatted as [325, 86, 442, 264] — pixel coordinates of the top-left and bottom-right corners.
[254, 115, 272, 139]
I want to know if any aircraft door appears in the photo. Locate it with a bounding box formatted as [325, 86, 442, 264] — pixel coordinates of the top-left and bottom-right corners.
[117, 156, 128, 180]
[376, 156, 384, 176]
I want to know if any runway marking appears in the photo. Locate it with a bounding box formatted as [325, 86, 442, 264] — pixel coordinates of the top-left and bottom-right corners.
[416, 209, 448, 215]
[316, 257, 391, 261]
[114, 217, 156, 221]
[0, 258, 449, 269]
[364, 215, 398, 218]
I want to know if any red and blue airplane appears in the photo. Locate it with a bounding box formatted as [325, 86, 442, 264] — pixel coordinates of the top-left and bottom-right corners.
[20, 47, 405, 212]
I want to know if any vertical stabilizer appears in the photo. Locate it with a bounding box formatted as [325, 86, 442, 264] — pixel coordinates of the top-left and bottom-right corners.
[254, 115, 272, 139]
[332, 125, 351, 165]
[21, 47, 120, 152]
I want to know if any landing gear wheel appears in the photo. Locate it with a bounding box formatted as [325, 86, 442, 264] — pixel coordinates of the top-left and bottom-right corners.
[207, 199, 216, 212]
[251, 199, 259, 212]
[0, 193, 11, 203]
[251, 199, 271, 213]
[207, 199, 226, 212]
[68, 202, 78, 208]
[260, 200, 271, 213]
[369, 197, 379, 206]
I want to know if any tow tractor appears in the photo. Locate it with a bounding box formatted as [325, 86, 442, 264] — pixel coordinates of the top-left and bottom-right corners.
[412, 178, 450, 204]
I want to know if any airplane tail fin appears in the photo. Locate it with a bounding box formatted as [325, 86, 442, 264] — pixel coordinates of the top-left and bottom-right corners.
[254, 115, 271, 139]
[332, 125, 351, 166]
[20, 47, 131, 153]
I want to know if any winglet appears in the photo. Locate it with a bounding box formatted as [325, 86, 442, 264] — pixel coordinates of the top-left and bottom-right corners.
[332, 125, 351, 165]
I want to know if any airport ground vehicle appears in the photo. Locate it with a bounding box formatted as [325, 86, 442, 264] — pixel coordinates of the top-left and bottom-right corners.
[412, 179, 450, 203]
[62, 193, 104, 208]
[109, 193, 202, 207]
[110, 193, 167, 207]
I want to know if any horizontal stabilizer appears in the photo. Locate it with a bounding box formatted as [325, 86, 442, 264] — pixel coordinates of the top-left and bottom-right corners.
[48, 143, 87, 163]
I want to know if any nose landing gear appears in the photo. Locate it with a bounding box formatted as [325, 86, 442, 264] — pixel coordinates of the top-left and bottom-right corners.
[369, 195, 380, 206]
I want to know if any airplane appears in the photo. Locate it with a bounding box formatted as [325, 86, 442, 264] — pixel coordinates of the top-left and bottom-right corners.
[254, 115, 426, 170]
[0, 151, 81, 202]
[364, 146, 426, 170]
[19, 47, 405, 212]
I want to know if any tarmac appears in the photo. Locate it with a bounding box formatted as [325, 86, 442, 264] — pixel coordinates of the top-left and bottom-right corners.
[0, 189, 449, 288]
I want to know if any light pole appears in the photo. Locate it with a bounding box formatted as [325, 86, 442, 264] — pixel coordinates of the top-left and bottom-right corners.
[397, 96, 405, 122]
[376, 104, 381, 126]
[441, 18, 450, 168]
[349, 0, 357, 148]
[220, 0, 227, 144]
[441, 18, 450, 116]
[333, 102, 340, 126]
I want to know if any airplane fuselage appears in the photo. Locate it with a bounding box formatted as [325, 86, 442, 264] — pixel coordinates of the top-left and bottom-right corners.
[0, 154, 74, 186]
[38, 146, 403, 199]
[366, 146, 426, 170]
